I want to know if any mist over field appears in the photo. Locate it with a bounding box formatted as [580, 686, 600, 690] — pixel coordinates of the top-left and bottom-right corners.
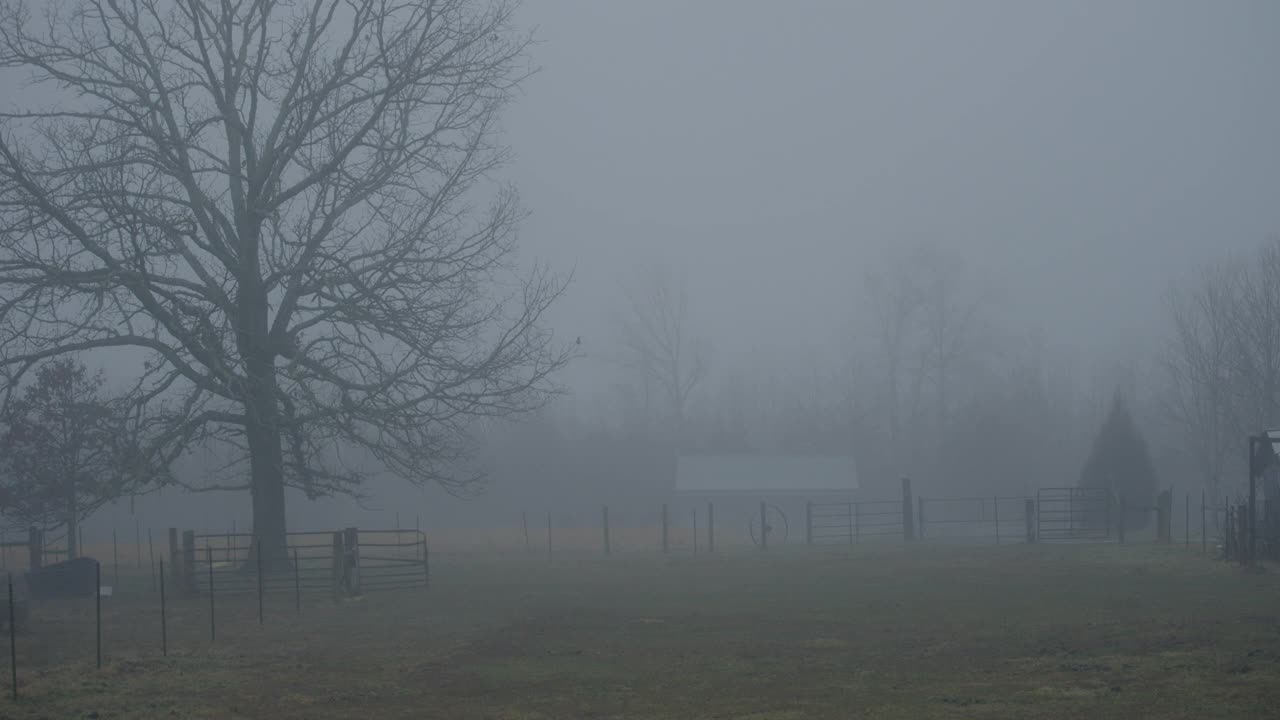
[0, 2, 1277, 717]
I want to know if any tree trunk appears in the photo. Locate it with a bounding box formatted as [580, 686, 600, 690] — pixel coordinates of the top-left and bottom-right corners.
[237, 223, 291, 573]
[246, 408, 291, 572]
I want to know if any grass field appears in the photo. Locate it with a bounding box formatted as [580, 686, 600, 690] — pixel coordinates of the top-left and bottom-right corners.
[4, 542, 1279, 719]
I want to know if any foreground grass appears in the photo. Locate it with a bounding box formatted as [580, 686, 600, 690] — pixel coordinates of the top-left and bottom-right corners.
[4, 542, 1279, 719]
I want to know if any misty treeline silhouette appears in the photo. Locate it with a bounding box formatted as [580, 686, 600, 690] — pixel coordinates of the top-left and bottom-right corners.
[477, 238, 1279, 521]
[1164, 237, 1280, 507]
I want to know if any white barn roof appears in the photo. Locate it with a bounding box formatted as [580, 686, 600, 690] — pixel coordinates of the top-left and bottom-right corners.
[676, 454, 858, 495]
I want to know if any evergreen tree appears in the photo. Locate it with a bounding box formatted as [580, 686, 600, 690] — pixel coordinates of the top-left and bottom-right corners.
[1080, 391, 1160, 528]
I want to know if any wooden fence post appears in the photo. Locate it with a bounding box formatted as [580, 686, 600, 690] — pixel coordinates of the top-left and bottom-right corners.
[902, 478, 914, 541]
[602, 506, 611, 556]
[343, 527, 360, 595]
[1024, 499, 1035, 544]
[181, 530, 196, 595]
[330, 531, 344, 599]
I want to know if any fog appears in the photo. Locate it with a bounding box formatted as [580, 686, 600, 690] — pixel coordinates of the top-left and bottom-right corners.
[1, 0, 1278, 540]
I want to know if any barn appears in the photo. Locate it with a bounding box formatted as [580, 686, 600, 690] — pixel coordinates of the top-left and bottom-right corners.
[674, 453, 858, 547]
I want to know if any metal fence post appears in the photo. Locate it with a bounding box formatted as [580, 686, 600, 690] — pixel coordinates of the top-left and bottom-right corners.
[168, 528, 180, 590]
[661, 503, 669, 554]
[902, 478, 914, 541]
[95, 561, 101, 669]
[182, 531, 196, 596]
[159, 559, 168, 656]
[6, 574, 15, 700]
[707, 502, 714, 553]
[1117, 496, 1127, 544]
[994, 497, 1000, 545]
[760, 501, 768, 550]
[602, 506, 611, 556]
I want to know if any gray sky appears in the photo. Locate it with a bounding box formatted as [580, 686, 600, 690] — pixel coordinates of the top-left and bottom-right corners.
[503, 0, 1280, 379]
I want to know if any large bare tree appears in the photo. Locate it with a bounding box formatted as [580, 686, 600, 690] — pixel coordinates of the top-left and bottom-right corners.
[0, 0, 567, 566]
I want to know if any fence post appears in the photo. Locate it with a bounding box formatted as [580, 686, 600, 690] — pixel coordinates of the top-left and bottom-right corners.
[112, 529, 119, 588]
[1024, 499, 1035, 544]
[168, 528, 180, 589]
[917, 497, 925, 539]
[994, 497, 1000, 545]
[7, 574, 15, 700]
[420, 537, 430, 589]
[805, 501, 813, 546]
[1201, 490, 1207, 555]
[902, 478, 914, 541]
[602, 506, 611, 556]
[661, 503, 669, 554]
[1117, 497, 1127, 544]
[760, 501, 768, 550]
[707, 502, 715, 554]
[159, 559, 167, 656]
[148, 528, 156, 592]
[94, 561, 101, 669]
[182, 531, 196, 595]
[522, 511, 531, 555]
[1185, 493, 1190, 548]
[330, 532, 344, 599]
[343, 527, 360, 596]
[256, 537, 264, 625]
[693, 510, 698, 555]
[27, 527, 41, 571]
[206, 546, 215, 643]
[546, 512, 552, 562]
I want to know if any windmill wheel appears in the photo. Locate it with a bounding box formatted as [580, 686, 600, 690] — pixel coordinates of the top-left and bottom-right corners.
[748, 504, 789, 547]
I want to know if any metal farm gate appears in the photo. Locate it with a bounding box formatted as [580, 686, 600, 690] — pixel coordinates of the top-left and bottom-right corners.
[806, 500, 905, 544]
[1036, 487, 1111, 541]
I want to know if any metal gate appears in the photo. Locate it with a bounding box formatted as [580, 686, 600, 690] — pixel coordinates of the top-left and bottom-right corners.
[1037, 487, 1111, 541]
